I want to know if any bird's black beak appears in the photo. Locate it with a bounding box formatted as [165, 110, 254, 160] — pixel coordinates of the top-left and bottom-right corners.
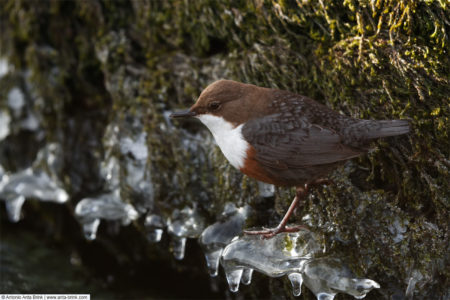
[170, 110, 197, 118]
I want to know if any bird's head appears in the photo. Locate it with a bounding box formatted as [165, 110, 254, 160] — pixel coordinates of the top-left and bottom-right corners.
[170, 79, 270, 130]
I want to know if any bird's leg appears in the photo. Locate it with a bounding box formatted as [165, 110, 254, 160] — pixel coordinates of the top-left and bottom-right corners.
[243, 184, 310, 239]
[243, 179, 332, 239]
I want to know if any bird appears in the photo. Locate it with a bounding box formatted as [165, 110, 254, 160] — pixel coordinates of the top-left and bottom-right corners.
[170, 80, 410, 238]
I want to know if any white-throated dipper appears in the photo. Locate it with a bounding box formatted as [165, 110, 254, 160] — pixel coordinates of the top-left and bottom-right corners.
[171, 80, 409, 238]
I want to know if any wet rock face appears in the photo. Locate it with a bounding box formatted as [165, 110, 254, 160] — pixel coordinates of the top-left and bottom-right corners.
[0, 1, 448, 299]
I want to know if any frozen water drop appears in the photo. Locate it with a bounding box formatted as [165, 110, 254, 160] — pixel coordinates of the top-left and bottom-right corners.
[241, 268, 253, 285]
[204, 249, 223, 277]
[0, 110, 11, 141]
[0, 58, 9, 78]
[146, 228, 163, 243]
[224, 268, 243, 292]
[5, 195, 25, 222]
[83, 219, 100, 240]
[8, 87, 25, 113]
[317, 293, 335, 300]
[144, 214, 165, 243]
[55, 189, 69, 203]
[288, 272, 303, 296]
[171, 237, 187, 260]
[257, 181, 275, 198]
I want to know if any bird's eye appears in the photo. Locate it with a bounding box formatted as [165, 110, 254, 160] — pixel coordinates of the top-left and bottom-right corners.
[208, 101, 221, 111]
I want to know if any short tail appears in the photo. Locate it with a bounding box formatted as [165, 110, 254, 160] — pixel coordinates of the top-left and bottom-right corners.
[365, 120, 410, 139]
[342, 119, 410, 148]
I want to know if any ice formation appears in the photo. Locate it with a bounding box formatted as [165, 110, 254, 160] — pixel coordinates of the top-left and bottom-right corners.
[0, 58, 9, 78]
[144, 213, 166, 243]
[75, 190, 139, 240]
[301, 258, 380, 299]
[0, 168, 68, 222]
[0, 142, 68, 222]
[119, 129, 154, 213]
[0, 109, 11, 141]
[221, 230, 321, 292]
[7, 87, 25, 115]
[74, 118, 154, 240]
[405, 269, 424, 299]
[257, 181, 275, 198]
[199, 203, 250, 276]
[167, 206, 206, 260]
[219, 231, 379, 299]
[388, 216, 409, 244]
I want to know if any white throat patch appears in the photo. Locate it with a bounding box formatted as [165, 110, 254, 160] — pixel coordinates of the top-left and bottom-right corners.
[197, 114, 248, 169]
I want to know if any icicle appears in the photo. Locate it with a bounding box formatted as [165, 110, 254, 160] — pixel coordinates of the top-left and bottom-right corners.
[224, 267, 243, 293]
[241, 268, 253, 285]
[4, 195, 25, 222]
[288, 272, 303, 296]
[171, 237, 187, 260]
[82, 219, 100, 241]
[204, 249, 223, 277]
[144, 214, 165, 243]
[167, 206, 206, 260]
[75, 191, 138, 240]
[199, 203, 250, 276]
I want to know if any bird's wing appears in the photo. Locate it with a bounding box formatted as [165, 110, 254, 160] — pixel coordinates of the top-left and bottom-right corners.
[241, 113, 362, 169]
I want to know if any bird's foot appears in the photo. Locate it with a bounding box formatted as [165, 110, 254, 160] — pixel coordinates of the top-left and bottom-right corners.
[243, 224, 308, 239]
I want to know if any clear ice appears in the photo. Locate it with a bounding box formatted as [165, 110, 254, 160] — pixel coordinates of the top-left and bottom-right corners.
[0, 109, 11, 141]
[74, 117, 155, 240]
[0, 167, 69, 222]
[199, 203, 250, 276]
[219, 231, 379, 298]
[144, 213, 166, 243]
[0, 142, 69, 222]
[167, 206, 206, 260]
[7, 87, 25, 114]
[405, 269, 424, 299]
[75, 190, 138, 240]
[302, 258, 380, 299]
[0, 58, 9, 78]
[119, 129, 154, 213]
[257, 181, 275, 198]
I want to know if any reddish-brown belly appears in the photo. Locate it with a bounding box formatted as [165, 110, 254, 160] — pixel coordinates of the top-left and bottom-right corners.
[239, 146, 279, 185]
